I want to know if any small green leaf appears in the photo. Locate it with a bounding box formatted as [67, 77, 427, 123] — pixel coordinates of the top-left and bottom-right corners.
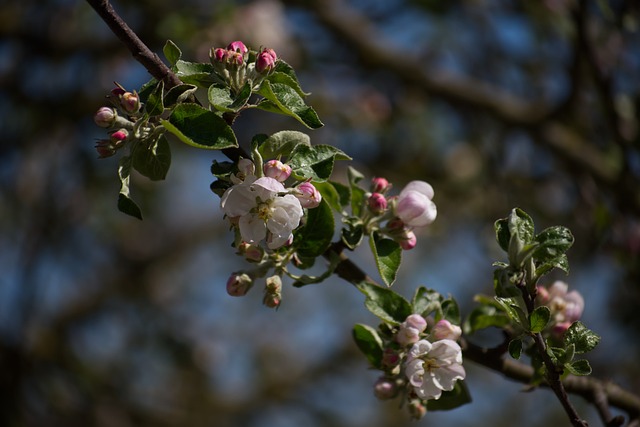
[529, 306, 551, 333]
[509, 208, 535, 244]
[533, 226, 574, 262]
[356, 281, 412, 325]
[257, 81, 323, 129]
[208, 85, 235, 112]
[162, 104, 237, 150]
[426, 381, 472, 411]
[164, 84, 198, 108]
[271, 60, 309, 97]
[294, 198, 334, 258]
[464, 305, 510, 334]
[493, 268, 521, 298]
[163, 40, 182, 65]
[412, 287, 442, 318]
[535, 254, 570, 277]
[369, 232, 402, 287]
[563, 321, 600, 354]
[508, 339, 523, 359]
[494, 297, 528, 327]
[341, 218, 364, 250]
[258, 130, 311, 160]
[117, 156, 142, 220]
[132, 136, 171, 181]
[288, 144, 351, 182]
[352, 324, 384, 369]
[175, 60, 217, 87]
[565, 359, 592, 376]
[144, 81, 164, 116]
[440, 299, 461, 324]
[348, 166, 366, 216]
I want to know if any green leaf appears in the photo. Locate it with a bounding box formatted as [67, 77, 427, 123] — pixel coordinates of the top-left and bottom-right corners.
[313, 181, 343, 213]
[493, 268, 521, 298]
[257, 80, 323, 129]
[131, 136, 171, 181]
[509, 208, 535, 244]
[341, 218, 364, 250]
[352, 324, 384, 369]
[565, 359, 592, 376]
[494, 297, 528, 327]
[356, 281, 412, 325]
[426, 381, 472, 411]
[163, 40, 182, 65]
[271, 60, 309, 97]
[369, 232, 402, 287]
[144, 81, 164, 117]
[529, 306, 551, 333]
[464, 304, 510, 334]
[441, 299, 461, 324]
[258, 130, 311, 160]
[535, 253, 570, 277]
[117, 156, 142, 220]
[162, 104, 237, 150]
[164, 84, 198, 108]
[288, 144, 351, 182]
[294, 199, 334, 258]
[208, 83, 252, 113]
[347, 166, 366, 216]
[175, 60, 217, 87]
[563, 321, 600, 354]
[509, 339, 523, 359]
[412, 287, 442, 317]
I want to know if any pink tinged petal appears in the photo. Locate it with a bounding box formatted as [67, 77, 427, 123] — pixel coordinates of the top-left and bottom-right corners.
[220, 183, 256, 217]
[548, 280, 569, 298]
[416, 376, 444, 400]
[396, 191, 437, 227]
[433, 363, 466, 392]
[564, 290, 584, 322]
[400, 180, 435, 200]
[252, 177, 285, 200]
[266, 232, 292, 249]
[239, 213, 266, 244]
[405, 359, 425, 387]
[428, 339, 463, 364]
[408, 339, 433, 360]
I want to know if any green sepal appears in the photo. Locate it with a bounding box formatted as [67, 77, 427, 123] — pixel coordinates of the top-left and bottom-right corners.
[131, 135, 171, 181]
[356, 281, 412, 325]
[162, 104, 237, 150]
[369, 232, 402, 287]
[352, 324, 384, 369]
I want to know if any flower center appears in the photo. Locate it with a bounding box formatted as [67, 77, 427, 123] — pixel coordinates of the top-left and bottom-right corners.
[256, 199, 273, 220]
[422, 357, 440, 373]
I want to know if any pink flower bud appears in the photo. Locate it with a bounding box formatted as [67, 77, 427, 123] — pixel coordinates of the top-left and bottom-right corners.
[536, 285, 550, 304]
[295, 182, 322, 208]
[256, 48, 277, 73]
[371, 177, 390, 193]
[552, 321, 572, 337]
[211, 47, 228, 63]
[408, 400, 427, 420]
[368, 193, 388, 214]
[432, 319, 462, 341]
[263, 159, 292, 182]
[395, 180, 437, 227]
[95, 140, 116, 158]
[237, 242, 263, 262]
[227, 51, 244, 66]
[396, 324, 420, 346]
[110, 129, 128, 146]
[564, 290, 584, 323]
[120, 92, 140, 114]
[237, 158, 255, 178]
[373, 378, 398, 400]
[94, 107, 117, 128]
[226, 273, 253, 296]
[399, 230, 417, 250]
[382, 347, 401, 368]
[405, 314, 427, 332]
[227, 40, 248, 55]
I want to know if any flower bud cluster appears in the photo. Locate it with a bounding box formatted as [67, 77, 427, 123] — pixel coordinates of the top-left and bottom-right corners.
[371, 313, 465, 419]
[360, 177, 437, 250]
[535, 280, 584, 336]
[209, 40, 278, 94]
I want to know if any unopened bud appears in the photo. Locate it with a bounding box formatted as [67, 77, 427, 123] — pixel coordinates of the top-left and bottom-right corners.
[368, 193, 388, 214]
[408, 399, 427, 420]
[94, 106, 117, 128]
[226, 273, 253, 297]
[382, 347, 401, 368]
[227, 40, 248, 55]
[399, 230, 417, 250]
[294, 182, 322, 208]
[256, 48, 277, 74]
[552, 321, 572, 337]
[405, 314, 427, 332]
[396, 324, 420, 346]
[120, 92, 140, 114]
[211, 47, 228, 63]
[110, 129, 128, 146]
[373, 378, 398, 400]
[371, 177, 390, 193]
[265, 275, 282, 293]
[263, 159, 292, 182]
[432, 319, 462, 341]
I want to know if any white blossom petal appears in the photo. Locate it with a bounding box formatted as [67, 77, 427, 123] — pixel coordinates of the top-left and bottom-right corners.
[239, 213, 266, 243]
[251, 177, 285, 200]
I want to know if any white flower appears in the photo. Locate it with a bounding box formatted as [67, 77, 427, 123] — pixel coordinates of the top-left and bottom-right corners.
[395, 180, 437, 227]
[220, 176, 304, 249]
[405, 339, 466, 400]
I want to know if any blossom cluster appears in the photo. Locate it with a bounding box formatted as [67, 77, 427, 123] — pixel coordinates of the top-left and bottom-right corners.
[93, 83, 143, 158]
[373, 314, 465, 419]
[536, 280, 584, 337]
[364, 177, 437, 250]
[210, 40, 278, 94]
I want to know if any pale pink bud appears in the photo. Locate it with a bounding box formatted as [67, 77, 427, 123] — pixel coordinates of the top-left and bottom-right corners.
[536, 285, 550, 304]
[227, 40, 248, 55]
[368, 193, 387, 214]
[237, 242, 263, 262]
[408, 400, 427, 420]
[552, 321, 572, 337]
[94, 106, 117, 128]
[371, 177, 390, 193]
[237, 158, 255, 177]
[226, 273, 253, 296]
[256, 48, 277, 73]
[373, 378, 398, 400]
[404, 314, 427, 332]
[395, 180, 437, 227]
[396, 325, 420, 346]
[432, 319, 462, 341]
[295, 182, 322, 208]
[399, 230, 417, 250]
[263, 159, 292, 182]
[120, 92, 140, 114]
[564, 290, 584, 322]
[211, 47, 228, 63]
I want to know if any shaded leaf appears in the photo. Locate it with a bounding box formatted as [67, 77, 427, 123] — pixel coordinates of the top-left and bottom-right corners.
[356, 281, 412, 325]
[529, 306, 551, 333]
[294, 199, 334, 258]
[352, 324, 384, 369]
[132, 136, 171, 181]
[369, 232, 402, 287]
[426, 381, 472, 411]
[162, 104, 237, 150]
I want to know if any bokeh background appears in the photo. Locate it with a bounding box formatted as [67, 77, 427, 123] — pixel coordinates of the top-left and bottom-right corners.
[1, 0, 639, 426]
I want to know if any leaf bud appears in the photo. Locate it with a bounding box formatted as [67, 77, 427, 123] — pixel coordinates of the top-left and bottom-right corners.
[94, 106, 118, 128]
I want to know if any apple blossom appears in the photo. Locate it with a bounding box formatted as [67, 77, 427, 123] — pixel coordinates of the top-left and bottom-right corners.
[256, 48, 278, 74]
[264, 159, 292, 182]
[540, 280, 584, 324]
[431, 319, 462, 341]
[220, 176, 304, 249]
[405, 314, 427, 332]
[395, 180, 437, 227]
[405, 339, 466, 400]
[396, 324, 420, 346]
[294, 182, 322, 208]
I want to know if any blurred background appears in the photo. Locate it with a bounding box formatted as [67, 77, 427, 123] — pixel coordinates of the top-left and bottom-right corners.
[1, 0, 639, 426]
